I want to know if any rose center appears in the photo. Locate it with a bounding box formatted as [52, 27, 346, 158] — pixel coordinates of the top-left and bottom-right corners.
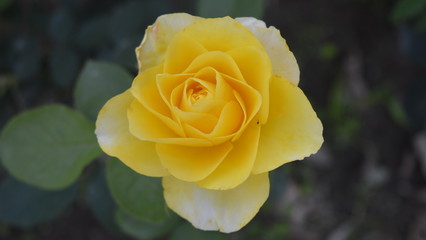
[189, 85, 209, 104]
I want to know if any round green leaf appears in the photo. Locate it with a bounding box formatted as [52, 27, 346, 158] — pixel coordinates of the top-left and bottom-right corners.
[0, 104, 102, 190]
[170, 223, 228, 240]
[106, 158, 166, 223]
[0, 177, 78, 228]
[115, 209, 179, 240]
[74, 60, 133, 121]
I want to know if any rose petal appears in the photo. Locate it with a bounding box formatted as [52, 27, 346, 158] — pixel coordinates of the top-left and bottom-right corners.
[183, 51, 244, 81]
[164, 31, 208, 74]
[179, 77, 219, 115]
[181, 17, 263, 53]
[127, 99, 182, 140]
[156, 142, 233, 182]
[237, 17, 300, 86]
[197, 120, 261, 190]
[131, 65, 172, 119]
[173, 107, 218, 134]
[95, 90, 168, 177]
[163, 173, 269, 233]
[128, 96, 220, 147]
[136, 13, 201, 72]
[222, 74, 262, 136]
[252, 76, 323, 174]
[210, 100, 244, 136]
[227, 46, 271, 123]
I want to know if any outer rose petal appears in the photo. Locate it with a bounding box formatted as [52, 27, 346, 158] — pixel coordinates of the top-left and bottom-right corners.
[163, 173, 269, 233]
[181, 17, 263, 52]
[156, 142, 233, 182]
[95, 90, 168, 177]
[196, 120, 260, 190]
[236, 17, 300, 86]
[136, 13, 201, 72]
[252, 76, 323, 174]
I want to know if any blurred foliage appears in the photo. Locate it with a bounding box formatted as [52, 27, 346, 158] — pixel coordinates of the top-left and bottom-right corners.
[107, 158, 167, 223]
[0, 105, 102, 190]
[115, 209, 179, 240]
[391, 0, 426, 30]
[87, 164, 120, 232]
[197, 0, 264, 18]
[0, 177, 78, 228]
[74, 61, 133, 121]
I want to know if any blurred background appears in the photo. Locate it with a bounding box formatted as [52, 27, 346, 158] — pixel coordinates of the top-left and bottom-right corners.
[1, 0, 426, 239]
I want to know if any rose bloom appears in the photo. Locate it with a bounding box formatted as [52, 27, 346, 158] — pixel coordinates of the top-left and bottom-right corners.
[95, 13, 323, 233]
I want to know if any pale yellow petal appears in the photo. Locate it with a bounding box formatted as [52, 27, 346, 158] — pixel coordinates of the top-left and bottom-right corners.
[163, 173, 270, 233]
[136, 13, 201, 72]
[95, 90, 168, 177]
[252, 76, 323, 174]
[156, 142, 233, 182]
[237, 17, 300, 86]
[197, 121, 261, 190]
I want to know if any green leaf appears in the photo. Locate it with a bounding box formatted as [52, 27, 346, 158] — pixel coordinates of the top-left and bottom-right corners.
[115, 209, 179, 240]
[0, 177, 78, 228]
[106, 158, 166, 223]
[0, 104, 102, 190]
[87, 164, 119, 232]
[74, 61, 133, 121]
[49, 47, 80, 87]
[170, 223, 228, 240]
[391, 0, 426, 22]
[197, 0, 265, 19]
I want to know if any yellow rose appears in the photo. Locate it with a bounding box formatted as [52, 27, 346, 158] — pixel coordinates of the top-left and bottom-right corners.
[95, 13, 323, 233]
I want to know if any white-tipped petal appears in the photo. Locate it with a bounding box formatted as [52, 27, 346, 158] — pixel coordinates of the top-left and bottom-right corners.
[163, 173, 269, 233]
[237, 17, 300, 86]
